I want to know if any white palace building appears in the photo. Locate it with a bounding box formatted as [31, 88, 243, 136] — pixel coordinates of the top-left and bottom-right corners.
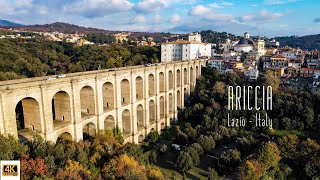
[161, 33, 212, 62]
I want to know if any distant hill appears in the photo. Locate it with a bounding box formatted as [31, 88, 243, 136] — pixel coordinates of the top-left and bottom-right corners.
[275, 34, 320, 50]
[1, 21, 186, 42]
[19, 22, 116, 34]
[0, 19, 24, 27]
[15, 22, 179, 42]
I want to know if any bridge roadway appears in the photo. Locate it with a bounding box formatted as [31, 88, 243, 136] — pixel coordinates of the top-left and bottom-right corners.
[0, 59, 207, 143]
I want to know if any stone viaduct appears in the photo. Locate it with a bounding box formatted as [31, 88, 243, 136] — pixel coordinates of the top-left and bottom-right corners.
[0, 59, 206, 143]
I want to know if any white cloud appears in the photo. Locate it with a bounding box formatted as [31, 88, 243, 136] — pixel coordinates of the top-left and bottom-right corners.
[39, 5, 48, 15]
[220, 1, 234, 6]
[189, 5, 210, 15]
[14, 0, 33, 8]
[209, 3, 223, 9]
[134, 0, 197, 13]
[154, 14, 162, 23]
[209, 2, 233, 8]
[63, 0, 134, 18]
[240, 10, 285, 22]
[264, 0, 298, 5]
[134, 15, 147, 23]
[189, 5, 234, 21]
[170, 14, 181, 23]
[135, 0, 166, 13]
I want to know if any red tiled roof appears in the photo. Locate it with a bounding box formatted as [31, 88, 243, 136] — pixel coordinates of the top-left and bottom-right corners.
[271, 54, 287, 59]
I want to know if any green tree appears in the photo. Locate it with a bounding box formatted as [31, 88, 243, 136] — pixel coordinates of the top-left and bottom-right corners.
[175, 151, 193, 173]
[159, 144, 168, 155]
[198, 135, 215, 153]
[185, 147, 200, 166]
[149, 151, 157, 164]
[0, 134, 27, 160]
[208, 167, 219, 180]
[112, 125, 124, 144]
[148, 131, 160, 144]
[219, 149, 241, 172]
[190, 143, 204, 156]
[175, 132, 189, 145]
[305, 156, 320, 179]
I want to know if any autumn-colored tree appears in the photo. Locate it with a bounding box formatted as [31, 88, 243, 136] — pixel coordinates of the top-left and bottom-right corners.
[148, 167, 165, 180]
[277, 134, 299, 159]
[20, 154, 49, 180]
[55, 160, 97, 180]
[257, 142, 281, 171]
[214, 81, 226, 94]
[301, 138, 320, 158]
[241, 160, 263, 180]
[105, 153, 148, 179]
[262, 70, 280, 92]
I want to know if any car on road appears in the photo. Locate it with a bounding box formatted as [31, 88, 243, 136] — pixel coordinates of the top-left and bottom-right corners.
[172, 144, 181, 151]
[57, 74, 66, 78]
[145, 63, 152, 67]
[45, 77, 56, 80]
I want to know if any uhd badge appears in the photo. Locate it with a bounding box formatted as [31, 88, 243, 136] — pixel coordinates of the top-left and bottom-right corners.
[0, 161, 20, 180]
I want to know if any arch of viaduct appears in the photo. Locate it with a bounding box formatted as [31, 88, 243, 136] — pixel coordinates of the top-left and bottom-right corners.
[0, 60, 206, 143]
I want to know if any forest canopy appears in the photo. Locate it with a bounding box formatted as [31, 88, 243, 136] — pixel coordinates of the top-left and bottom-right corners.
[0, 38, 160, 81]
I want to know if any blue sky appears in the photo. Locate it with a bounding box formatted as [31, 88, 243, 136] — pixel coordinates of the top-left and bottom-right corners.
[1, 0, 319, 37]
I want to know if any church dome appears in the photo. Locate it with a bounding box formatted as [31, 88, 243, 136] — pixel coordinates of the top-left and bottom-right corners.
[238, 38, 249, 45]
[236, 38, 255, 47]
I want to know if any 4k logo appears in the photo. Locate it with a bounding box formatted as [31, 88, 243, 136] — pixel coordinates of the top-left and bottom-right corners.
[2, 165, 18, 176]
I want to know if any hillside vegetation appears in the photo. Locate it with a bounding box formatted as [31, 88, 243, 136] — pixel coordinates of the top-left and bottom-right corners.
[276, 34, 320, 50]
[0, 38, 160, 81]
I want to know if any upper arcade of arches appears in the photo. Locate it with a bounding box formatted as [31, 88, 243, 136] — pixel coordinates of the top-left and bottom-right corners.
[136, 76, 144, 100]
[159, 72, 165, 93]
[184, 68, 188, 85]
[80, 86, 96, 119]
[169, 70, 174, 90]
[121, 79, 130, 106]
[148, 74, 155, 97]
[176, 69, 181, 87]
[103, 82, 114, 112]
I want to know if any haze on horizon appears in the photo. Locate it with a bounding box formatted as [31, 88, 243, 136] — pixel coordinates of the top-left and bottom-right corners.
[1, 0, 319, 37]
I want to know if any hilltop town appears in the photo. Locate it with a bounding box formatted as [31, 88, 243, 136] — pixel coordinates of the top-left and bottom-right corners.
[1, 24, 320, 94]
